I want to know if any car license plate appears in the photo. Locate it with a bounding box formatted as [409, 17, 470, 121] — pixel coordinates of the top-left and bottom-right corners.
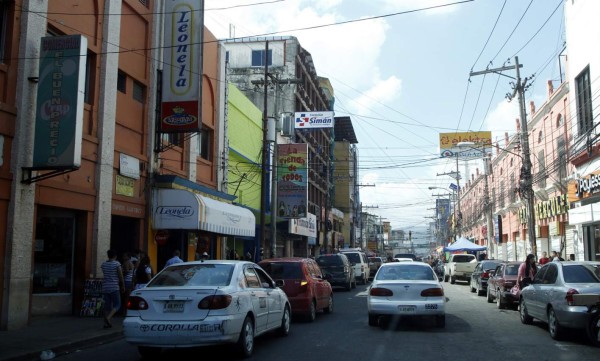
[398, 306, 416, 314]
[163, 301, 184, 313]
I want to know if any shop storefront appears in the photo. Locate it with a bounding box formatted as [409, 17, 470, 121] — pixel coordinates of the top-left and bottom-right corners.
[288, 213, 317, 258]
[152, 188, 256, 268]
[567, 169, 600, 261]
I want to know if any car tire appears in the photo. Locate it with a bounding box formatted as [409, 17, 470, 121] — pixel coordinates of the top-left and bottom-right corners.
[307, 301, 316, 322]
[470, 279, 476, 293]
[324, 294, 334, 314]
[519, 299, 533, 325]
[444, 274, 449, 282]
[486, 287, 494, 303]
[138, 346, 160, 359]
[279, 305, 291, 336]
[237, 316, 255, 358]
[496, 292, 505, 309]
[548, 307, 564, 340]
[435, 315, 446, 328]
[585, 309, 600, 347]
[368, 314, 379, 327]
[450, 275, 456, 284]
[476, 283, 484, 296]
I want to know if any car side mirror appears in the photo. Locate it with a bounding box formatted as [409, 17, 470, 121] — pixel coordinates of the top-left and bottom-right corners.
[275, 279, 285, 288]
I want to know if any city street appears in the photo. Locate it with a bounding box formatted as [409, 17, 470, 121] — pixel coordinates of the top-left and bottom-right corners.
[54, 282, 598, 361]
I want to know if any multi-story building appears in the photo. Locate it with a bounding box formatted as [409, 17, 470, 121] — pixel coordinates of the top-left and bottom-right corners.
[564, 0, 600, 262]
[332, 116, 359, 248]
[222, 36, 334, 256]
[460, 77, 573, 261]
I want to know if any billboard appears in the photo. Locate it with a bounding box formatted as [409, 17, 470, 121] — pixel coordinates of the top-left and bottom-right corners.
[439, 131, 492, 158]
[436, 198, 450, 238]
[277, 143, 308, 219]
[160, 0, 204, 133]
[33, 35, 87, 170]
[294, 111, 334, 129]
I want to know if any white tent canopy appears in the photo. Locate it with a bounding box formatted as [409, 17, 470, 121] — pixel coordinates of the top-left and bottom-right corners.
[443, 237, 487, 252]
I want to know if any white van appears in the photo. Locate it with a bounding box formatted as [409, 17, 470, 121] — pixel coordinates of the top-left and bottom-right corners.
[339, 249, 370, 284]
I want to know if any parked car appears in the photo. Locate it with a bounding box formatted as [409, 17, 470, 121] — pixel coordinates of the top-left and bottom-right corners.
[487, 261, 520, 309]
[444, 253, 477, 284]
[123, 260, 291, 358]
[339, 249, 370, 284]
[470, 260, 501, 296]
[393, 253, 417, 261]
[315, 253, 356, 291]
[367, 262, 446, 328]
[258, 257, 334, 322]
[519, 261, 600, 341]
[368, 257, 384, 279]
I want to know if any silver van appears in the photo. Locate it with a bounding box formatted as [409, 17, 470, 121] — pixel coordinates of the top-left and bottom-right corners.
[339, 250, 370, 284]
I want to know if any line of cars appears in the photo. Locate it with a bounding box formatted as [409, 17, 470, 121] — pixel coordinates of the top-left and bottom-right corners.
[122, 250, 374, 358]
[466, 258, 600, 345]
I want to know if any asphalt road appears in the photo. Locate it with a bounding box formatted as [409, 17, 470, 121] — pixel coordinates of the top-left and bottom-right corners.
[54, 281, 599, 361]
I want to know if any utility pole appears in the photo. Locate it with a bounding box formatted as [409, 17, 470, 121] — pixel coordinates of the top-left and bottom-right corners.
[260, 41, 269, 260]
[483, 156, 495, 259]
[470, 56, 536, 256]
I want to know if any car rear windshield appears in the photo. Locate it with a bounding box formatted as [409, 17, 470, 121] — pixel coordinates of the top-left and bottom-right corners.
[452, 255, 474, 262]
[482, 261, 500, 270]
[260, 262, 302, 279]
[505, 264, 519, 275]
[376, 265, 435, 281]
[394, 254, 416, 260]
[316, 256, 343, 266]
[344, 253, 361, 263]
[148, 264, 234, 287]
[563, 264, 600, 283]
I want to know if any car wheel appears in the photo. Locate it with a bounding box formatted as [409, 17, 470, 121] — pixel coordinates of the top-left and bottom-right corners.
[307, 300, 316, 322]
[138, 346, 160, 359]
[585, 309, 600, 347]
[548, 307, 564, 340]
[324, 294, 334, 314]
[237, 316, 255, 358]
[477, 282, 485, 296]
[435, 315, 446, 328]
[444, 274, 449, 282]
[346, 278, 352, 291]
[496, 292, 505, 309]
[519, 299, 533, 325]
[368, 314, 379, 327]
[486, 287, 493, 303]
[279, 305, 291, 336]
[450, 275, 456, 284]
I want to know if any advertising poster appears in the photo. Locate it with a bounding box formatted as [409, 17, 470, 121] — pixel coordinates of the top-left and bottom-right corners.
[277, 143, 308, 219]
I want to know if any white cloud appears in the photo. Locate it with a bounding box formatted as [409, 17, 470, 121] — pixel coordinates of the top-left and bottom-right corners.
[484, 100, 520, 149]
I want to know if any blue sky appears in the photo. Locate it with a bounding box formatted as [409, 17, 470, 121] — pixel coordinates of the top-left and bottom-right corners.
[205, 0, 566, 241]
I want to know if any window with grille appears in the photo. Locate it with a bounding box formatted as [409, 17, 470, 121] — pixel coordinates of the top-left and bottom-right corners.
[197, 127, 211, 160]
[557, 138, 567, 181]
[575, 66, 593, 135]
[509, 173, 516, 203]
[537, 150, 546, 189]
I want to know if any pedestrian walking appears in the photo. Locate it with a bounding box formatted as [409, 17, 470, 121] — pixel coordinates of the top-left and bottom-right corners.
[120, 252, 134, 315]
[517, 253, 537, 289]
[134, 254, 153, 290]
[100, 249, 125, 328]
[164, 249, 183, 269]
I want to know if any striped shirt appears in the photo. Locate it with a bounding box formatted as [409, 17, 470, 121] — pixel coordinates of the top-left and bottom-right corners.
[101, 260, 122, 293]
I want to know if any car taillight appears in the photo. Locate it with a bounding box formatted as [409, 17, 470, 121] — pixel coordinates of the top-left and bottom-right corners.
[421, 288, 444, 297]
[566, 288, 579, 306]
[198, 295, 232, 309]
[127, 296, 148, 310]
[370, 287, 393, 297]
[482, 272, 489, 279]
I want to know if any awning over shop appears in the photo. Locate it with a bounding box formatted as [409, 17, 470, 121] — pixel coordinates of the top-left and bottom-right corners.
[152, 189, 256, 237]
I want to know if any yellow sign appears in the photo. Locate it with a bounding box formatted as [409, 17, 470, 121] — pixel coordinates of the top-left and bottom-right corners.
[116, 174, 134, 197]
[439, 131, 492, 158]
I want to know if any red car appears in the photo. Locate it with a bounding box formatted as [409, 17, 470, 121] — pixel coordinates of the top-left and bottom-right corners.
[487, 261, 520, 309]
[259, 257, 334, 322]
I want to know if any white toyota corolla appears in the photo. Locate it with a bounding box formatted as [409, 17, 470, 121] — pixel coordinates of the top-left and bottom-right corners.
[123, 260, 291, 358]
[367, 262, 446, 328]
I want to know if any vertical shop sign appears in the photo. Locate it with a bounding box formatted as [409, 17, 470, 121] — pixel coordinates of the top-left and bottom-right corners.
[160, 0, 204, 133]
[33, 35, 86, 169]
[277, 143, 308, 219]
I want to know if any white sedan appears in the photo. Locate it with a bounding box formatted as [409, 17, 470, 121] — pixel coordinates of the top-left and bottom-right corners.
[367, 262, 446, 328]
[123, 260, 291, 358]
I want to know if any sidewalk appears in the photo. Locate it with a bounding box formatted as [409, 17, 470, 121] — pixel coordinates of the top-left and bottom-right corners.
[0, 315, 124, 361]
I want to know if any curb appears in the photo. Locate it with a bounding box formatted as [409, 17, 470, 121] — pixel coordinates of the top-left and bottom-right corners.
[1, 331, 123, 361]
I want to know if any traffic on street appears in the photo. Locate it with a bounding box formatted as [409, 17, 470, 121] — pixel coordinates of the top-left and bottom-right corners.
[55, 279, 598, 361]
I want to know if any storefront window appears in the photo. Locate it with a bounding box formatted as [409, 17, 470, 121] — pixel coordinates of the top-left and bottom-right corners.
[594, 226, 600, 261]
[33, 210, 75, 294]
